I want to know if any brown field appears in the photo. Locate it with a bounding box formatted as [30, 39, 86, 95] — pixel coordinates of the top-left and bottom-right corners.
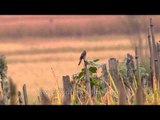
[1, 36, 135, 103]
[0, 15, 159, 104]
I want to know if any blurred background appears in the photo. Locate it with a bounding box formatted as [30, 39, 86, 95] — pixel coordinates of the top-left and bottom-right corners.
[0, 15, 159, 103]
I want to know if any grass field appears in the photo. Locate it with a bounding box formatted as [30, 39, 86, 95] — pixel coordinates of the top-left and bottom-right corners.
[0, 35, 137, 103]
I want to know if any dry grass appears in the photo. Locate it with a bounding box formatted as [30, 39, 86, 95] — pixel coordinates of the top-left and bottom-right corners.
[3, 35, 159, 104]
[0, 35, 131, 51]
[0, 35, 134, 103]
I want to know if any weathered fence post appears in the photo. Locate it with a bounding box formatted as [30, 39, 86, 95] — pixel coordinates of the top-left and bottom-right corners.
[155, 59, 159, 88]
[91, 74, 98, 103]
[84, 60, 92, 105]
[108, 58, 126, 105]
[40, 88, 51, 105]
[157, 42, 160, 69]
[147, 27, 154, 89]
[150, 18, 159, 88]
[135, 47, 144, 105]
[101, 64, 110, 105]
[62, 75, 71, 105]
[150, 18, 157, 62]
[0, 91, 4, 105]
[141, 73, 150, 94]
[91, 85, 96, 103]
[126, 53, 136, 91]
[157, 42, 160, 88]
[101, 64, 109, 87]
[108, 58, 119, 86]
[0, 55, 10, 105]
[18, 91, 23, 105]
[119, 76, 127, 105]
[9, 77, 17, 105]
[149, 19, 159, 104]
[37, 96, 41, 104]
[22, 84, 28, 105]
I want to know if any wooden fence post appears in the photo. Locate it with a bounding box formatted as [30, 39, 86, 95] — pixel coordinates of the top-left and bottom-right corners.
[0, 55, 10, 105]
[135, 47, 144, 105]
[9, 77, 17, 105]
[22, 84, 28, 105]
[108, 58, 119, 85]
[155, 59, 159, 88]
[157, 42, 160, 69]
[40, 88, 51, 105]
[156, 42, 160, 88]
[91, 74, 98, 103]
[126, 53, 135, 91]
[150, 18, 159, 87]
[37, 96, 41, 104]
[0, 91, 4, 105]
[101, 64, 109, 87]
[141, 73, 150, 94]
[18, 91, 23, 105]
[119, 76, 128, 105]
[91, 85, 96, 103]
[84, 60, 92, 105]
[108, 58, 126, 105]
[101, 64, 110, 105]
[62, 75, 71, 105]
[150, 18, 157, 61]
[147, 27, 154, 89]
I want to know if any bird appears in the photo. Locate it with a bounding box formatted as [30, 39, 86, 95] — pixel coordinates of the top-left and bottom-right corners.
[78, 50, 87, 65]
[126, 53, 133, 65]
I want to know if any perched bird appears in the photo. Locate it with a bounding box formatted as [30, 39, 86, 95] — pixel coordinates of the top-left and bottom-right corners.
[126, 53, 134, 65]
[78, 50, 87, 65]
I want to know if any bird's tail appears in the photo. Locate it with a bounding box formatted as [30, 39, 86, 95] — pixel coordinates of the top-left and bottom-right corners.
[78, 60, 82, 65]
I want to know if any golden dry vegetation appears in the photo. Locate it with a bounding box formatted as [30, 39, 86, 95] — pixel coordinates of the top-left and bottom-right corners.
[3, 36, 133, 103]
